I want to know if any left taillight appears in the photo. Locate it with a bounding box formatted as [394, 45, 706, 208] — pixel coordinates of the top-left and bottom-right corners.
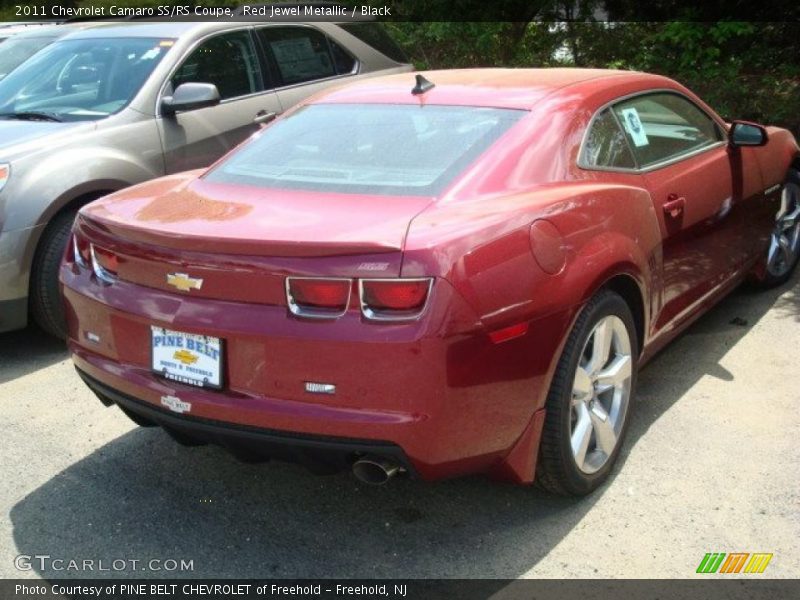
[0, 163, 10, 193]
[286, 277, 352, 318]
[70, 230, 118, 285]
[71, 230, 91, 267]
[89, 244, 118, 283]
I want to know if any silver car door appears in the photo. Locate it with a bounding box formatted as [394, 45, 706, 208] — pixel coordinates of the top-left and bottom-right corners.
[156, 28, 281, 174]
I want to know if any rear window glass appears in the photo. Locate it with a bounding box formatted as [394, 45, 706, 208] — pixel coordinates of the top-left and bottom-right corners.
[205, 104, 525, 196]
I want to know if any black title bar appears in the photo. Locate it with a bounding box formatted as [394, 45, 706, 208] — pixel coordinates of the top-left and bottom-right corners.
[3, 1, 800, 22]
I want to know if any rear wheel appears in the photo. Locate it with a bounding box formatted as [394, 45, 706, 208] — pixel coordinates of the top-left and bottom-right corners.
[758, 171, 800, 287]
[537, 290, 638, 496]
[30, 209, 77, 340]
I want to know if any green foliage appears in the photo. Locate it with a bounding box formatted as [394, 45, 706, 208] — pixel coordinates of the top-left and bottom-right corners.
[391, 21, 800, 134]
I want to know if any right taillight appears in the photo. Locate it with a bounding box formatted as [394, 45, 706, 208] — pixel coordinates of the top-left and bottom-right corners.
[359, 278, 433, 321]
[286, 277, 352, 318]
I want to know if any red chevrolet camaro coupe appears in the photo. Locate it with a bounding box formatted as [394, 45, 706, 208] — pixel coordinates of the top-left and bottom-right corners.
[61, 69, 800, 495]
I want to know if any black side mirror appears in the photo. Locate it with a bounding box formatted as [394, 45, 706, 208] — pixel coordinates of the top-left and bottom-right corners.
[161, 82, 221, 116]
[729, 120, 768, 147]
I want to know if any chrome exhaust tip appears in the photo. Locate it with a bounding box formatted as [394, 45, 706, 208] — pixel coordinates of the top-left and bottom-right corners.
[352, 457, 401, 485]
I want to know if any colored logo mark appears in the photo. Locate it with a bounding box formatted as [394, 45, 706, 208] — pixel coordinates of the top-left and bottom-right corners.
[166, 272, 203, 292]
[173, 349, 199, 365]
[697, 552, 773, 574]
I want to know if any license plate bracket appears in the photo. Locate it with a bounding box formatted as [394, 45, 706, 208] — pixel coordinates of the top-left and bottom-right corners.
[150, 326, 223, 389]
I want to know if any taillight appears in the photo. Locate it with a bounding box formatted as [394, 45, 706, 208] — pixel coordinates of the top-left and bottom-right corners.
[286, 277, 351, 318]
[71, 231, 90, 267]
[90, 245, 118, 283]
[359, 278, 433, 321]
[0, 163, 9, 193]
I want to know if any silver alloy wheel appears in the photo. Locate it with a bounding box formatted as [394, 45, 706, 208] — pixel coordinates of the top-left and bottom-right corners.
[767, 182, 800, 278]
[570, 315, 633, 474]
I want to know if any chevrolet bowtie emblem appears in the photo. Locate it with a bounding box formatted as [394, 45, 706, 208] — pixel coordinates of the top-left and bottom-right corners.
[173, 349, 199, 365]
[166, 272, 203, 292]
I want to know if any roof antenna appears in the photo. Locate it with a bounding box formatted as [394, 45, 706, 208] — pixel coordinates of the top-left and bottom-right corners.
[411, 74, 435, 95]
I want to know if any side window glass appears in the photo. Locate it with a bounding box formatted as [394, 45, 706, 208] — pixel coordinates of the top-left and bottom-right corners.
[171, 31, 262, 101]
[329, 39, 357, 75]
[612, 93, 723, 168]
[581, 109, 636, 169]
[259, 26, 337, 86]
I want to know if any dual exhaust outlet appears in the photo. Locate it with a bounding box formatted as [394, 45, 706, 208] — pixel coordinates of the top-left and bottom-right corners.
[351, 456, 402, 485]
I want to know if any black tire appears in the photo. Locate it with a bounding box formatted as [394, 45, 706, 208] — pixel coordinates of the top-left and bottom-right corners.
[536, 289, 639, 496]
[29, 209, 77, 340]
[756, 169, 800, 288]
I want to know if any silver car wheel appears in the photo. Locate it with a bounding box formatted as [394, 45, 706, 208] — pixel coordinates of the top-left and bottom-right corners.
[570, 315, 633, 474]
[767, 182, 800, 278]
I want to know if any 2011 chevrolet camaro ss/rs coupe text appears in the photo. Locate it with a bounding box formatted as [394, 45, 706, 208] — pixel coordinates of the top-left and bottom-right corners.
[61, 69, 800, 495]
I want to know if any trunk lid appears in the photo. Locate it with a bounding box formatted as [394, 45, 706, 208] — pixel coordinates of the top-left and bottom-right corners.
[77, 173, 434, 304]
[80, 173, 433, 257]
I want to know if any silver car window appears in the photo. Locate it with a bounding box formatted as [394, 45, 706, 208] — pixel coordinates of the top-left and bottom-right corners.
[259, 26, 342, 86]
[171, 30, 263, 101]
[0, 37, 170, 121]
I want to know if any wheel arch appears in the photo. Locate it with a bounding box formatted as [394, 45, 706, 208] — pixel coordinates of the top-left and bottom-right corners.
[565, 227, 654, 358]
[495, 266, 649, 487]
[573, 254, 650, 358]
[601, 272, 646, 356]
[36, 179, 129, 226]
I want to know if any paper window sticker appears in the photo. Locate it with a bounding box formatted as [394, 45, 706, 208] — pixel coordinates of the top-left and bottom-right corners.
[271, 38, 316, 64]
[140, 47, 163, 61]
[271, 38, 319, 79]
[620, 107, 649, 147]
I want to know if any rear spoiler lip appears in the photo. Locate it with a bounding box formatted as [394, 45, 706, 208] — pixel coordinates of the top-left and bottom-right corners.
[76, 213, 402, 258]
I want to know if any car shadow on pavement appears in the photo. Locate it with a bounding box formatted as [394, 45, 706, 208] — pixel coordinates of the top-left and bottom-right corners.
[618, 271, 800, 473]
[0, 325, 67, 386]
[9, 272, 799, 579]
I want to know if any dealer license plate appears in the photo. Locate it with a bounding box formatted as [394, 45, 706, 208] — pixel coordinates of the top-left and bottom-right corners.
[151, 326, 223, 389]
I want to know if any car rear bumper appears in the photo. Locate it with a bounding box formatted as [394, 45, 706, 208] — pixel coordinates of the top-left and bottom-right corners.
[62, 263, 572, 482]
[76, 367, 416, 476]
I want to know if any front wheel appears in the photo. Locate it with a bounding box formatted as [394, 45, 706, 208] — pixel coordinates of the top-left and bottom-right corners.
[758, 172, 800, 287]
[537, 290, 638, 496]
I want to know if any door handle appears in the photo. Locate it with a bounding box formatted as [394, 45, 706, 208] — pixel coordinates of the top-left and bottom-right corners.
[663, 194, 686, 218]
[254, 111, 277, 126]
